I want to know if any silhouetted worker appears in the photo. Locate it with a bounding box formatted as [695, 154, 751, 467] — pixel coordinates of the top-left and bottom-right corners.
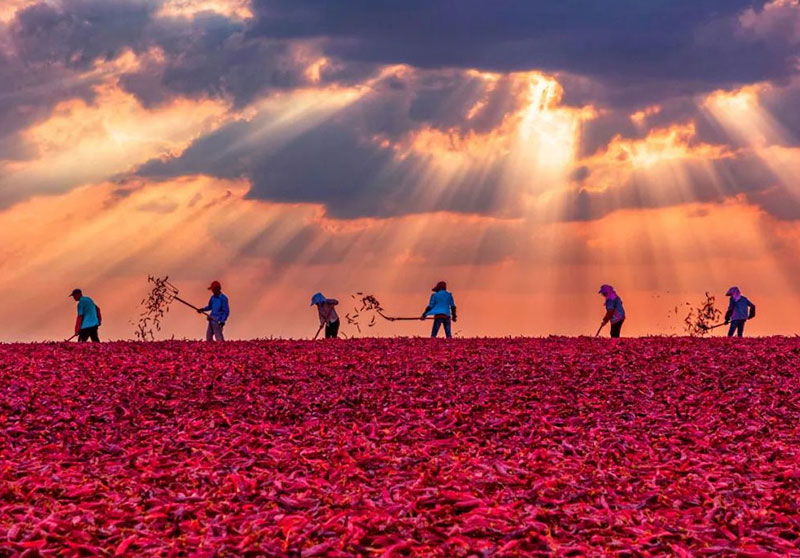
[198, 281, 229, 341]
[599, 284, 625, 338]
[724, 286, 756, 337]
[70, 288, 101, 342]
[311, 293, 340, 338]
[421, 281, 457, 338]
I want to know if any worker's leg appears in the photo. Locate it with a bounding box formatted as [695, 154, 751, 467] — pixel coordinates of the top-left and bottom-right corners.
[444, 318, 452, 339]
[736, 320, 745, 337]
[727, 321, 737, 337]
[214, 322, 225, 341]
[431, 318, 442, 338]
[89, 326, 100, 342]
[78, 329, 90, 342]
[326, 319, 340, 338]
[610, 320, 623, 338]
[206, 321, 214, 341]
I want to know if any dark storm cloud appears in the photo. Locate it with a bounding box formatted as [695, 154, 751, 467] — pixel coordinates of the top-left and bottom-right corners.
[0, 0, 341, 165]
[5, 0, 326, 109]
[138, 119, 511, 219]
[136, 70, 524, 219]
[3, 0, 799, 223]
[242, 0, 800, 164]
[118, 10, 355, 108]
[0, 1, 159, 162]
[136, 59, 800, 222]
[4, 0, 797, 149]
[0, 47, 98, 161]
[10, 0, 157, 69]
[250, 1, 796, 94]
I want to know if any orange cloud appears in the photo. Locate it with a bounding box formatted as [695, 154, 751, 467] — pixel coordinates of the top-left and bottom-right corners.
[3, 82, 230, 202]
[157, 0, 253, 19]
[630, 105, 661, 126]
[0, 0, 33, 23]
[598, 123, 732, 171]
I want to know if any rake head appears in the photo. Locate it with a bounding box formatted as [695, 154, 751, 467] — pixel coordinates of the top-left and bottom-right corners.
[135, 275, 181, 341]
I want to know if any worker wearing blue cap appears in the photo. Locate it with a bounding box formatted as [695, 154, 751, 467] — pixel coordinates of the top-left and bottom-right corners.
[311, 293, 340, 338]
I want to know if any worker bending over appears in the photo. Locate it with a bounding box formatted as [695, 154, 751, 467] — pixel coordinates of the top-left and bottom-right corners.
[311, 293, 340, 338]
[599, 284, 625, 338]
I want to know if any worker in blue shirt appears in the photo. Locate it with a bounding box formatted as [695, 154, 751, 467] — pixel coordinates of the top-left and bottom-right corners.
[421, 281, 457, 338]
[69, 288, 102, 342]
[197, 280, 230, 341]
[724, 286, 756, 337]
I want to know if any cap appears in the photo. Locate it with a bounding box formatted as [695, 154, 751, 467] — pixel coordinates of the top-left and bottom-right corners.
[69, 288, 82, 297]
[726, 286, 740, 296]
[208, 281, 221, 290]
[598, 284, 613, 294]
[310, 292, 326, 306]
[432, 281, 447, 292]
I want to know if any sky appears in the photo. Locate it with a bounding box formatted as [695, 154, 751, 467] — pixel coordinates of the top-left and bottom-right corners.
[2, 0, 800, 341]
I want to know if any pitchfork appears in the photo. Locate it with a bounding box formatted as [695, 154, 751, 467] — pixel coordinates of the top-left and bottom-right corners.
[163, 280, 218, 323]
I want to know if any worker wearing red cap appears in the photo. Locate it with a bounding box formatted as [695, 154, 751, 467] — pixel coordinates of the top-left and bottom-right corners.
[197, 281, 229, 341]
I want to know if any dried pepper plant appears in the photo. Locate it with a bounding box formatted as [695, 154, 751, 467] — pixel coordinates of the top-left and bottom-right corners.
[135, 276, 178, 341]
[684, 292, 722, 336]
[343, 293, 382, 334]
[3, 337, 800, 556]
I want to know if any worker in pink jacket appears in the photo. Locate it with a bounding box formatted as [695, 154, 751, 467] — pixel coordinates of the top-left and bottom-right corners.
[598, 284, 625, 338]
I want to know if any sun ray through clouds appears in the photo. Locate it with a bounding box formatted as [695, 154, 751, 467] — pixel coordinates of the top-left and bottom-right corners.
[2, 0, 800, 340]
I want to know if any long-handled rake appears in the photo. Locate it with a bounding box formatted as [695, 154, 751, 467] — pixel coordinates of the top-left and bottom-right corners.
[343, 293, 437, 335]
[163, 279, 213, 318]
[136, 276, 218, 340]
[699, 319, 754, 333]
[377, 310, 434, 322]
[698, 322, 728, 332]
[313, 305, 335, 340]
[595, 322, 607, 337]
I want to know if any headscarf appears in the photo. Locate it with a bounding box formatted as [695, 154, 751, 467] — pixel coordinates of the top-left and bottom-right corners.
[432, 281, 447, 292]
[726, 286, 741, 301]
[310, 292, 326, 306]
[598, 284, 617, 299]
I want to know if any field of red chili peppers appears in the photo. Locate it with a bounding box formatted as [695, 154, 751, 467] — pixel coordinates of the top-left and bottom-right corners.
[2, 338, 800, 557]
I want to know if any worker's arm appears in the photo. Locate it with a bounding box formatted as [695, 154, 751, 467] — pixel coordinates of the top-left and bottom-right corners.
[219, 296, 230, 324]
[326, 299, 339, 305]
[197, 298, 212, 313]
[319, 302, 335, 325]
[601, 308, 615, 324]
[420, 305, 432, 319]
[748, 302, 756, 319]
[96, 305, 102, 326]
[451, 305, 457, 322]
[75, 315, 83, 334]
